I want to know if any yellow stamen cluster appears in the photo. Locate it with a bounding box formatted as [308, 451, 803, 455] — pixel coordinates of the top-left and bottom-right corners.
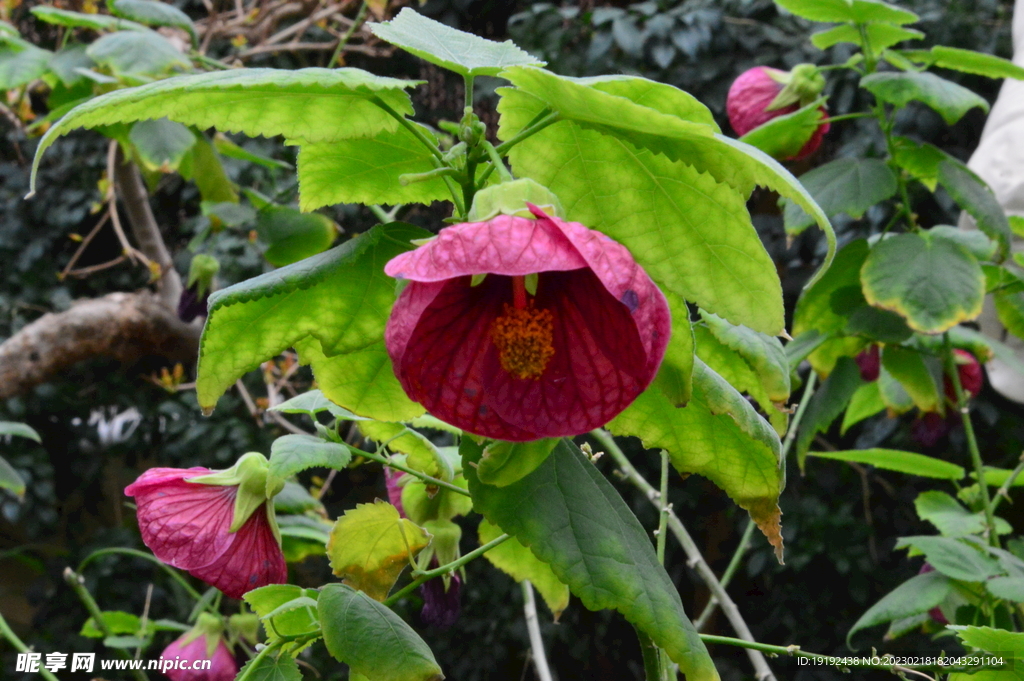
[491, 301, 555, 379]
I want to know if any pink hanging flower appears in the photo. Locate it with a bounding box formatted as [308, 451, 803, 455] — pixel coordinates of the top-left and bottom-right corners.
[727, 66, 830, 161]
[855, 345, 881, 382]
[160, 620, 238, 681]
[384, 204, 670, 441]
[125, 455, 287, 599]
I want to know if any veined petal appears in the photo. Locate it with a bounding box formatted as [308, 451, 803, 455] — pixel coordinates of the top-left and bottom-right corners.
[188, 504, 287, 600]
[161, 635, 237, 681]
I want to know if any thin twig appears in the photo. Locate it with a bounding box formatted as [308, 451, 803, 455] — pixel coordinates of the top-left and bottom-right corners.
[990, 451, 1024, 514]
[522, 581, 554, 681]
[328, 0, 369, 68]
[59, 211, 110, 280]
[0, 608, 62, 681]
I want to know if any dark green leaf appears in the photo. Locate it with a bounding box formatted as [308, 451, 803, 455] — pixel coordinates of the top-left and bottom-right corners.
[477, 438, 559, 487]
[916, 490, 990, 536]
[30, 6, 148, 31]
[861, 232, 985, 333]
[782, 158, 897, 234]
[995, 292, 1024, 340]
[464, 438, 718, 680]
[108, 0, 197, 45]
[840, 382, 886, 434]
[86, 31, 190, 76]
[48, 45, 95, 87]
[896, 536, 1003, 582]
[881, 345, 941, 413]
[319, 584, 443, 681]
[797, 356, 864, 463]
[269, 434, 352, 482]
[0, 46, 52, 90]
[938, 160, 1012, 260]
[847, 571, 952, 648]
[129, 118, 196, 172]
[844, 305, 913, 343]
[892, 137, 946, 190]
[256, 206, 336, 267]
[930, 46, 1024, 81]
[861, 72, 989, 125]
[986, 578, 1024, 603]
[929, 225, 998, 262]
[370, 8, 543, 77]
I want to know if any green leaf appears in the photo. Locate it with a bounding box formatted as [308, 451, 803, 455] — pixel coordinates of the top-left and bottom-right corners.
[797, 356, 863, 463]
[256, 206, 336, 267]
[0, 421, 41, 442]
[981, 468, 1024, 488]
[610, 360, 785, 559]
[498, 86, 784, 335]
[196, 222, 428, 415]
[327, 500, 431, 601]
[738, 98, 826, 160]
[243, 585, 321, 640]
[237, 651, 303, 681]
[477, 438, 559, 487]
[30, 6, 148, 31]
[929, 225, 998, 262]
[793, 240, 870, 374]
[896, 536, 1003, 582]
[129, 118, 196, 172]
[108, 0, 197, 45]
[86, 31, 190, 77]
[0, 456, 25, 498]
[892, 137, 946, 190]
[775, 0, 918, 24]
[840, 382, 886, 434]
[878, 366, 915, 414]
[782, 158, 898, 235]
[31, 68, 420, 195]
[844, 305, 913, 343]
[784, 329, 830, 370]
[806, 448, 965, 480]
[358, 421, 452, 481]
[0, 46, 52, 90]
[938, 160, 1012, 260]
[847, 571, 952, 648]
[273, 481, 324, 515]
[651, 290, 695, 407]
[369, 8, 543, 78]
[953, 625, 1024, 660]
[401, 478, 472, 526]
[295, 124, 449, 211]
[811, 23, 923, 50]
[986, 577, 1024, 603]
[915, 490, 989, 537]
[268, 434, 352, 482]
[270, 389, 368, 420]
[881, 345, 941, 413]
[47, 45, 95, 88]
[861, 232, 985, 333]
[860, 72, 989, 125]
[500, 69, 835, 298]
[478, 518, 569, 619]
[929, 46, 1024, 81]
[214, 134, 292, 170]
[80, 611, 141, 638]
[463, 438, 718, 681]
[179, 135, 237, 203]
[319, 584, 443, 681]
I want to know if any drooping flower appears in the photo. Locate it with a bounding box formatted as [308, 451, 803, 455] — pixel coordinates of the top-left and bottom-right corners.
[727, 64, 830, 161]
[384, 203, 671, 441]
[124, 453, 287, 599]
[419, 561, 462, 629]
[160, 614, 238, 681]
[855, 345, 881, 382]
[384, 467, 406, 517]
[177, 254, 219, 323]
[911, 411, 950, 449]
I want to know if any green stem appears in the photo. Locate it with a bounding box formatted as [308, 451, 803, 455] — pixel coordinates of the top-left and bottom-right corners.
[944, 333, 999, 545]
[383, 533, 511, 606]
[370, 96, 445, 163]
[990, 452, 1024, 515]
[190, 51, 230, 70]
[78, 548, 203, 601]
[656, 450, 669, 565]
[858, 23, 878, 74]
[693, 519, 755, 631]
[328, 0, 369, 69]
[235, 640, 282, 681]
[781, 371, 818, 460]
[482, 141, 513, 182]
[818, 112, 872, 124]
[356, 446, 471, 498]
[63, 568, 149, 681]
[493, 112, 560, 156]
[464, 75, 474, 110]
[636, 628, 664, 681]
[0, 608, 62, 681]
[369, 204, 389, 222]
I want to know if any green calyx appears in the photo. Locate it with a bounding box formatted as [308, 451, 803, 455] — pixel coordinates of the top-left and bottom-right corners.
[181, 612, 227, 658]
[766, 63, 826, 111]
[187, 452, 285, 537]
[421, 518, 463, 589]
[186, 254, 220, 299]
[466, 178, 565, 222]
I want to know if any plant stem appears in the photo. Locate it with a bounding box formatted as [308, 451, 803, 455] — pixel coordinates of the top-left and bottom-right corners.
[235, 641, 282, 681]
[0, 608, 62, 681]
[781, 371, 818, 460]
[990, 451, 1024, 515]
[328, 0, 368, 69]
[521, 581, 554, 681]
[636, 628, 663, 681]
[494, 112, 561, 156]
[818, 112, 873, 124]
[482, 141, 513, 182]
[356, 446, 471, 498]
[370, 96, 445, 163]
[693, 519, 755, 631]
[944, 333, 999, 545]
[369, 204, 390, 222]
[77, 548, 204, 601]
[190, 51, 230, 70]
[656, 450, 669, 564]
[464, 75, 474, 110]
[63, 568, 150, 681]
[383, 533, 511, 606]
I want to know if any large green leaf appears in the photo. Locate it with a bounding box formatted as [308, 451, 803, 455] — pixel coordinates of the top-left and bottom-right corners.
[916, 490, 994, 537]
[463, 438, 719, 681]
[651, 290, 695, 407]
[840, 382, 886, 434]
[738, 98, 826, 160]
[847, 571, 952, 648]
[0, 45, 53, 90]
[954, 626, 1024, 659]
[295, 125, 449, 211]
[811, 23, 923, 50]
[256, 206, 336, 267]
[179, 135, 237, 203]
[30, 68, 420, 194]
[929, 225, 998, 262]
[928, 46, 1024, 81]
[806, 449, 965, 480]
[129, 118, 196, 172]
[268, 434, 352, 483]
[500, 68, 835, 291]
[782, 158, 898, 234]
[30, 6, 148, 31]
[610, 360, 784, 559]
[861, 232, 985, 333]
[108, 0, 197, 45]
[478, 518, 569, 619]
[881, 345, 941, 412]
[796, 357, 864, 463]
[775, 0, 918, 24]
[860, 72, 989, 125]
[498, 86, 785, 335]
[319, 584, 443, 681]
[938, 160, 1012, 260]
[86, 31, 190, 77]
[196, 222, 428, 416]
[369, 8, 543, 78]
[896, 536, 1003, 582]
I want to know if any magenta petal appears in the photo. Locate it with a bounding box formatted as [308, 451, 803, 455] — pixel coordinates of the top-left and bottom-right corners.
[161, 635, 237, 681]
[384, 214, 587, 281]
[188, 504, 287, 600]
[125, 468, 237, 571]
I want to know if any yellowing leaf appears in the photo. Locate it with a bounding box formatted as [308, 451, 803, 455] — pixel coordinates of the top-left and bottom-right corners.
[327, 500, 431, 601]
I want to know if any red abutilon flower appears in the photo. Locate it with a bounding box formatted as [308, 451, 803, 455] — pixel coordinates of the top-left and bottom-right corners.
[855, 345, 881, 382]
[727, 65, 830, 161]
[384, 203, 671, 442]
[944, 349, 984, 401]
[159, 614, 237, 681]
[124, 453, 287, 600]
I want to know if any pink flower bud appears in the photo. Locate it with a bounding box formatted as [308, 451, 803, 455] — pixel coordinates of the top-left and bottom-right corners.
[160, 632, 237, 681]
[855, 345, 881, 382]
